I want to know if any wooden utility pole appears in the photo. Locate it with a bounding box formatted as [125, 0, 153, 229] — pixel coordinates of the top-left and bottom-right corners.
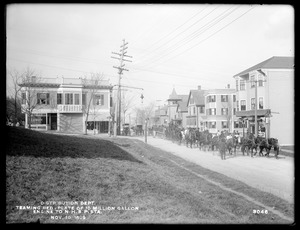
[111, 39, 132, 136]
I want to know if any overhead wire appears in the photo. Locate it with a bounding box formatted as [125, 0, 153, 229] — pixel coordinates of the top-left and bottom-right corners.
[149, 5, 257, 68]
[135, 5, 239, 70]
[136, 6, 209, 62]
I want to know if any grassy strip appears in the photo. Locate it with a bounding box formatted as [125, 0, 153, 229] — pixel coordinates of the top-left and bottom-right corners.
[6, 127, 294, 224]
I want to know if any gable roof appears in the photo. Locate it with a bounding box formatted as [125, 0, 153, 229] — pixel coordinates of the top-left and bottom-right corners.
[233, 56, 294, 77]
[177, 95, 189, 112]
[187, 90, 206, 106]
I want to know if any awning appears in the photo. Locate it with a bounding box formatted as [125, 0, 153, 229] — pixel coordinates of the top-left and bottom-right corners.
[235, 109, 271, 118]
[86, 112, 110, 121]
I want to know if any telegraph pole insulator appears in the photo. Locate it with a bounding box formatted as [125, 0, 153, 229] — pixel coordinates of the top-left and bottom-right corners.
[111, 39, 133, 136]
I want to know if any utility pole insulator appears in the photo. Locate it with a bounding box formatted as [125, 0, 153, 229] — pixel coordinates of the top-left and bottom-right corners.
[111, 39, 133, 136]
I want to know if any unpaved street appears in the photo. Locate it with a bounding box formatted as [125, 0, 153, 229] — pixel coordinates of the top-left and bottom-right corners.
[128, 136, 294, 204]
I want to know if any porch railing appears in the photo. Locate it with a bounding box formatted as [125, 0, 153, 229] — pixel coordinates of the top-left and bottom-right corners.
[57, 104, 83, 113]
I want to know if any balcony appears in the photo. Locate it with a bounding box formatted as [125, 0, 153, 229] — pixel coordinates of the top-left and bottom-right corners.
[57, 105, 83, 113]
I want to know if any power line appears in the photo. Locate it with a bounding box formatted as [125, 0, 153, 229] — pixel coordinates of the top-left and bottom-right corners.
[136, 6, 210, 62]
[151, 5, 256, 67]
[136, 6, 220, 64]
[136, 6, 240, 69]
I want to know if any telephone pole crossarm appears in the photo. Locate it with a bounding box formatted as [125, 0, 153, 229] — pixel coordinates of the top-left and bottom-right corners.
[111, 39, 133, 137]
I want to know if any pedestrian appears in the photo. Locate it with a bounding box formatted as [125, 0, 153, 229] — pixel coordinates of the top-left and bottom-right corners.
[219, 138, 227, 160]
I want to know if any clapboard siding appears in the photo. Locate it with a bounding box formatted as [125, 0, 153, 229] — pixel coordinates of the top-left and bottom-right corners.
[59, 114, 83, 133]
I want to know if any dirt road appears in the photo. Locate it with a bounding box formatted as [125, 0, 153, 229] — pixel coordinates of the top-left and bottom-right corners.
[129, 135, 294, 204]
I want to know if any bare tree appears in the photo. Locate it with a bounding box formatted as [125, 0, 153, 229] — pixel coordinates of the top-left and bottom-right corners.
[7, 69, 24, 126]
[121, 90, 136, 124]
[18, 68, 44, 129]
[133, 102, 156, 127]
[81, 72, 105, 135]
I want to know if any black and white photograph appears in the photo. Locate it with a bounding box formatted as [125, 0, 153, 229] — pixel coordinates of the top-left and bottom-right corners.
[6, 3, 294, 224]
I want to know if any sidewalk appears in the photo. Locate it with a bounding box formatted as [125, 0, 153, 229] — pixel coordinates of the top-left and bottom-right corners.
[128, 135, 295, 204]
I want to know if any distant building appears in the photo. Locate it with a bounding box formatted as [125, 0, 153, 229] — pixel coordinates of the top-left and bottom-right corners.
[166, 88, 189, 126]
[186, 86, 239, 133]
[234, 56, 294, 145]
[19, 76, 112, 133]
[176, 95, 189, 128]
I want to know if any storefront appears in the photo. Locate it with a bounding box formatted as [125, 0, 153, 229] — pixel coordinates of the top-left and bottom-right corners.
[235, 109, 271, 138]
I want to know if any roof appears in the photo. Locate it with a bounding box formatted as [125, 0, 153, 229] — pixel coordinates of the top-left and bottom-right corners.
[204, 88, 236, 95]
[18, 82, 61, 88]
[168, 88, 182, 101]
[18, 82, 112, 90]
[235, 109, 271, 118]
[177, 95, 189, 112]
[233, 56, 294, 77]
[188, 90, 206, 106]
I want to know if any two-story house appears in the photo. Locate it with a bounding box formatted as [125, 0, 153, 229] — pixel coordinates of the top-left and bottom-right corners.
[234, 56, 294, 145]
[19, 76, 112, 134]
[186, 86, 206, 129]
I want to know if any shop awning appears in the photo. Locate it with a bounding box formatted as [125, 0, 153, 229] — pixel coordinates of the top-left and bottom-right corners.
[236, 109, 271, 118]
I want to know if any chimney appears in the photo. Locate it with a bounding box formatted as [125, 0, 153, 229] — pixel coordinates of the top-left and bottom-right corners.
[197, 85, 201, 90]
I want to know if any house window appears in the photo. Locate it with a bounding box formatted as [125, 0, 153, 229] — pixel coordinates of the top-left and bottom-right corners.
[236, 79, 239, 91]
[250, 75, 255, 88]
[221, 95, 228, 102]
[94, 94, 104, 105]
[251, 98, 255, 110]
[221, 108, 228, 115]
[233, 108, 236, 115]
[199, 106, 204, 113]
[37, 93, 49, 105]
[234, 121, 247, 128]
[82, 94, 86, 106]
[208, 108, 216, 115]
[208, 121, 216, 129]
[207, 95, 216, 103]
[233, 95, 236, 102]
[30, 113, 46, 125]
[65, 93, 73, 105]
[222, 121, 228, 128]
[258, 74, 264, 87]
[240, 80, 245, 91]
[193, 107, 196, 115]
[236, 101, 239, 112]
[74, 94, 80, 105]
[57, 93, 62, 105]
[241, 100, 246, 111]
[259, 97, 264, 109]
[21, 92, 26, 104]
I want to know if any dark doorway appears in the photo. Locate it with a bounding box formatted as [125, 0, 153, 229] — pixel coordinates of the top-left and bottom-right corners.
[100, 121, 108, 133]
[50, 113, 57, 130]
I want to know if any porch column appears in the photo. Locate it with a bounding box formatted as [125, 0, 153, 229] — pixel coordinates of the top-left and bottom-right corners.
[57, 113, 60, 131]
[46, 113, 48, 131]
[25, 113, 28, 129]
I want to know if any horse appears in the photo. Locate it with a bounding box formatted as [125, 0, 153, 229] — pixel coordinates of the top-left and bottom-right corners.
[185, 128, 197, 148]
[199, 130, 212, 151]
[225, 135, 239, 156]
[240, 133, 258, 157]
[257, 137, 280, 159]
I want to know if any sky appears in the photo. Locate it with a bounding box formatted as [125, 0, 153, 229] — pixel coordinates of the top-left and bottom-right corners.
[6, 3, 294, 112]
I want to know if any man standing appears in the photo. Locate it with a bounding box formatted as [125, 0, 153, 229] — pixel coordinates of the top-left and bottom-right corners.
[219, 138, 227, 160]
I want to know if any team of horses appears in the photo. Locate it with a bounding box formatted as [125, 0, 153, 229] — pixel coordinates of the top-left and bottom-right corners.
[163, 124, 280, 159]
